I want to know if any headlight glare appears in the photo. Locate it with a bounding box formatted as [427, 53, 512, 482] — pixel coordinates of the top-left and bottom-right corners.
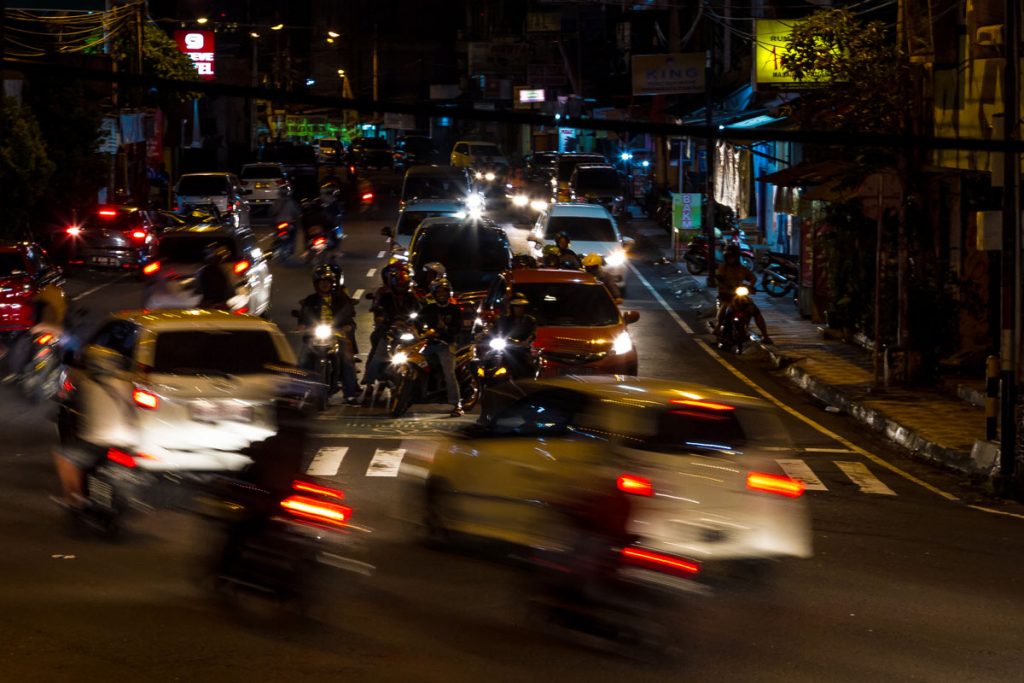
[512, 194, 529, 207]
[613, 331, 633, 355]
[605, 250, 627, 267]
[391, 351, 409, 365]
[314, 324, 332, 341]
[489, 337, 508, 351]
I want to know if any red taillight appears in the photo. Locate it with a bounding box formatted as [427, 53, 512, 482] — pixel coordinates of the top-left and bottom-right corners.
[275, 178, 287, 186]
[132, 388, 159, 410]
[233, 306, 249, 315]
[621, 547, 700, 577]
[669, 399, 735, 411]
[292, 480, 344, 500]
[129, 229, 147, 240]
[280, 495, 352, 528]
[61, 377, 75, 394]
[746, 472, 805, 498]
[361, 192, 374, 202]
[36, 333, 54, 345]
[313, 236, 326, 247]
[143, 261, 161, 275]
[66, 226, 82, 237]
[616, 473, 654, 497]
[106, 447, 138, 468]
[97, 208, 118, 218]
[233, 260, 250, 274]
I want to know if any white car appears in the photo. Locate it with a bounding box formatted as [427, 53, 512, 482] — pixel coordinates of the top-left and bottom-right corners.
[58, 310, 302, 473]
[405, 376, 812, 582]
[174, 172, 251, 230]
[239, 163, 289, 205]
[384, 199, 468, 254]
[530, 203, 634, 293]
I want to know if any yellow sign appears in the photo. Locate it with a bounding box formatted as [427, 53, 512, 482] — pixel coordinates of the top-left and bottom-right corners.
[754, 19, 828, 88]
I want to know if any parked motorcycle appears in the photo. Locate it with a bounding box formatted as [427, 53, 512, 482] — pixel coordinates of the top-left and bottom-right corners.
[684, 233, 756, 275]
[385, 334, 481, 418]
[760, 252, 799, 298]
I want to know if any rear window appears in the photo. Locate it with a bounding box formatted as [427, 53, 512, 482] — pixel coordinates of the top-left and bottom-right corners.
[176, 176, 229, 196]
[397, 210, 462, 236]
[546, 215, 617, 242]
[241, 166, 283, 179]
[467, 143, 502, 156]
[152, 329, 282, 374]
[402, 176, 468, 203]
[0, 253, 27, 277]
[81, 212, 143, 232]
[574, 168, 620, 191]
[158, 235, 239, 263]
[557, 156, 606, 181]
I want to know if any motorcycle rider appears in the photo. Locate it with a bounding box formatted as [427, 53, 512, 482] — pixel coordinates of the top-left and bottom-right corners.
[296, 264, 361, 404]
[4, 282, 67, 382]
[541, 244, 562, 268]
[316, 186, 345, 249]
[364, 264, 420, 388]
[416, 261, 447, 301]
[418, 278, 465, 417]
[271, 184, 302, 260]
[194, 244, 236, 309]
[512, 253, 537, 269]
[715, 244, 759, 328]
[719, 286, 773, 345]
[491, 293, 538, 378]
[553, 231, 581, 268]
[582, 253, 622, 304]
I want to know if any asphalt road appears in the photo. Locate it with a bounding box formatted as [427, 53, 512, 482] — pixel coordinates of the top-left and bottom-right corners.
[1, 172, 1023, 682]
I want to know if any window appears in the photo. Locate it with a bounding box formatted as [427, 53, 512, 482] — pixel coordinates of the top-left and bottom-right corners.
[152, 329, 282, 374]
[0, 253, 27, 277]
[512, 282, 619, 327]
[546, 216, 617, 242]
[397, 210, 461, 236]
[176, 176, 230, 196]
[91, 321, 138, 359]
[573, 168, 620, 192]
[484, 276, 508, 310]
[241, 166, 283, 179]
[489, 390, 584, 437]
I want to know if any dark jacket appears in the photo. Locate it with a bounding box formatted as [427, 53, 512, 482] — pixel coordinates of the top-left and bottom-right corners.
[494, 313, 537, 344]
[298, 291, 356, 332]
[372, 290, 420, 328]
[419, 299, 463, 345]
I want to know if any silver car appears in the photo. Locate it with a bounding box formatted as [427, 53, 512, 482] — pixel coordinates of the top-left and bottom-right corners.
[239, 163, 290, 205]
[174, 172, 251, 230]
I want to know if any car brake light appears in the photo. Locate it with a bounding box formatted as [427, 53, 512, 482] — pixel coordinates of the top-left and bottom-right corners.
[669, 399, 735, 411]
[132, 388, 159, 410]
[280, 495, 352, 528]
[143, 262, 161, 275]
[746, 472, 805, 498]
[106, 448, 138, 468]
[128, 229, 147, 240]
[234, 306, 249, 315]
[313, 236, 326, 247]
[66, 226, 82, 237]
[292, 480, 344, 500]
[616, 473, 654, 497]
[97, 208, 118, 218]
[36, 333, 54, 345]
[361, 192, 374, 201]
[233, 260, 250, 274]
[621, 547, 700, 577]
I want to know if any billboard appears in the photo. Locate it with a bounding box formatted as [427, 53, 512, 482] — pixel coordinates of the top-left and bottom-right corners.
[174, 30, 215, 80]
[753, 19, 828, 88]
[631, 53, 705, 95]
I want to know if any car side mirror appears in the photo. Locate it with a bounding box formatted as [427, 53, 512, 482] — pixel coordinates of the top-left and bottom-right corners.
[82, 345, 131, 375]
[623, 310, 640, 325]
[381, 226, 393, 238]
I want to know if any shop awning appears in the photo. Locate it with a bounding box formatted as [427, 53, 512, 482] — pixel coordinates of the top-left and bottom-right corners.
[757, 160, 863, 187]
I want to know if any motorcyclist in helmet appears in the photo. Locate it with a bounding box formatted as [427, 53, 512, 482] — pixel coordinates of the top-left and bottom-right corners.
[418, 278, 465, 416]
[512, 253, 537, 270]
[490, 293, 538, 379]
[297, 264, 361, 403]
[364, 263, 421, 389]
[582, 253, 622, 304]
[194, 244, 235, 309]
[554, 231, 578, 262]
[272, 184, 302, 260]
[416, 261, 447, 301]
[541, 244, 562, 268]
[715, 244, 766, 338]
[718, 285, 772, 345]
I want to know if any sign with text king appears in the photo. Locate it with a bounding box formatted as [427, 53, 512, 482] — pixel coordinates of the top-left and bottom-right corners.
[631, 53, 704, 95]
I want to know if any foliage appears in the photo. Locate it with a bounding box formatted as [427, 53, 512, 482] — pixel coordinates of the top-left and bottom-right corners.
[781, 8, 907, 135]
[112, 24, 199, 103]
[0, 97, 55, 239]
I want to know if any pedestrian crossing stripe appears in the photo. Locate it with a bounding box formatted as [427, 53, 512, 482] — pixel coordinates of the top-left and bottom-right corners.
[306, 446, 348, 476]
[366, 448, 406, 477]
[834, 461, 897, 495]
[776, 459, 828, 491]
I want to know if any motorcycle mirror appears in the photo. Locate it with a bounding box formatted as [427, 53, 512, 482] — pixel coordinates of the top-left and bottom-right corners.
[623, 310, 640, 325]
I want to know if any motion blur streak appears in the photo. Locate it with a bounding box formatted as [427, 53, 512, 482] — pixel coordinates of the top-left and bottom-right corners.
[621, 547, 700, 576]
[280, 495, 352, 527]
[746, 472, 806, 498]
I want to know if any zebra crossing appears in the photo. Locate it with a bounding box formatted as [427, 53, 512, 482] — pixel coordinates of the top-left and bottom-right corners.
[305, 439, 904, 495]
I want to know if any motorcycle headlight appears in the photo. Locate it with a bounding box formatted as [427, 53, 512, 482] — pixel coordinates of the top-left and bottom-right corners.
[512, 194, 529, 208]
[391, 351, 409, 365]
[605, 250, 627, 267]
[489, 337, 508, 351]
[530, 199, 548, 213]
[484, 172, 496, 182]
[612, 331, 633, 355]
[465, 193, 485, 211]
[735, 286, 750, 297]
[475, 171, 484, 180]
[314, 324, 332, 341]
[409, 312, 419, 320]
[550, 177, 557, 187]
[399, 332, 415, 342]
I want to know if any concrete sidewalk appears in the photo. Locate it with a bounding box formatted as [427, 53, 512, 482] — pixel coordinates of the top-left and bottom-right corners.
[628, 215, 999, 484]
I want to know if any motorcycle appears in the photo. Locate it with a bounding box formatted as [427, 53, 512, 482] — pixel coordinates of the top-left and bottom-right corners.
[292, 311, 348, 411]
[20, 329, 65, 403]
[385, 333, 482, 418]
[474, 334, 543, 387]
[716, 286, 755, 354]
[760, 252, 799, 298]
[272, 221, 296, 262]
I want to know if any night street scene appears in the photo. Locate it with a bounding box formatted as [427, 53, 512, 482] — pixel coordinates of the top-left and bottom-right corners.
[2, 0, 1024, 680]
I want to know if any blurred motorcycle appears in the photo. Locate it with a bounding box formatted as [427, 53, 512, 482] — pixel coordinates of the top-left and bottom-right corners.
[474, 335, 542, 387]
[385, 333, 481, 418]
[760, 253, 799, 298]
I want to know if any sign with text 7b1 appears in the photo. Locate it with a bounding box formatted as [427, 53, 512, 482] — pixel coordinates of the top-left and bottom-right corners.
[174, 30, 215, 80]
[631, 53, 704, 95]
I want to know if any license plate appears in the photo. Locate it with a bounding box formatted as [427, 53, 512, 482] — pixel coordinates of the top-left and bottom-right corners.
[89, 256, 117, 266]
[190, 402, 253, 423]
[255, 182, 270, 189]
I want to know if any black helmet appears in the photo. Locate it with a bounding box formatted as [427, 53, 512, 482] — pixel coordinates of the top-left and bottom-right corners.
[554, 230, 570, 243]
[430, 277, 452, 299]
[313, 263, 341, 289]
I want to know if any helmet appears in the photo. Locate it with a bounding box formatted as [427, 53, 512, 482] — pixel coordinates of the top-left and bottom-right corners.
[510, 293, 530, 307]
[388, 262, 411, 290]
[582, 253, 603, 268]
[542, 244, 561, 258]
[313, 263, 341, 289]
[429, 277, 452, 298]
[724, 244, 741, 259]
[554, 231, 571, 244]
[512, 253, 537, 269]
[422, 261, 446, 286]
[204, 244, 230, 264]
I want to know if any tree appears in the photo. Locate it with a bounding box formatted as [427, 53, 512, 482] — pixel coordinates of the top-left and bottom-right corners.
[112, 23, 200, 104]
[0, 97, 55, 239]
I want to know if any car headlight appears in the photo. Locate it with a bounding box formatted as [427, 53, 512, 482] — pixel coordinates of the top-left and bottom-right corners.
[530, 199, 548, 213]
[612, 331, 633, 355]
[314, 324, 332, 341]
[512, 194, 529, 208]
[484, 171, 496, 182]
[465, 193, 485, 211]
[489, 337, 508, 351]
[399, 332, 415, 341]
[468, 207, 484, 220]
[391, 351, 409, 365]
[550, 177, 558, 187]
[605, 250, 627, 267]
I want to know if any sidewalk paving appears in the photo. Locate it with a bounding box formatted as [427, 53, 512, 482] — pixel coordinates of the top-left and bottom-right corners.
[628, 214, 999, 484]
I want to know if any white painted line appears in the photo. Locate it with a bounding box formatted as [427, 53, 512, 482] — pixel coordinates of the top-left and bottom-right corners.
[804, 447, 855, 454]
[835, 461, 896, 495]
[366, 268, 377, 277]
[353, 288, 365, 301]
[776, 459, 828, 491]
[70, 274, 128, 301]
[377, 250, 386, 259]
[365, 448, 406, 477]
[627, 262, 959, 502]
[306, 447, 348, 476]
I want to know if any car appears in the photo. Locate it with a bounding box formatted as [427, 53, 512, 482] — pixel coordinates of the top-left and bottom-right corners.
[530, 203, 634, 292]
[57, 309, 302, 475]
[408, 217, 512, 301]
[394, 135, 439, 169]
[398, 165, 473, 210]
[173, 172, 252, 230]
[450, 141, 509, 205]
[239, 163, 290, 205]
[315, 138, 343, 164]
[569, 164, 626, 217]
[409, 376, 813, 581]
[384, 199, 467, 254]
[258, 143, 319, 199]
[150, 221, 272, 317]
[0, 242, 63, 334]
[523, 151, 558, 185]
[477, 268, 639, 376]
[348, 137, 394, 170]
[551, 152, 606, 202]
[61, 205, 159, 275]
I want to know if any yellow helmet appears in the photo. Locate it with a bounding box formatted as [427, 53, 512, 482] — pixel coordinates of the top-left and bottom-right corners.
[582, 253, 603, 267]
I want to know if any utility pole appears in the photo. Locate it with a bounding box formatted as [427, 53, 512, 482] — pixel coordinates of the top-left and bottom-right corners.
[704, 10, 717, 289]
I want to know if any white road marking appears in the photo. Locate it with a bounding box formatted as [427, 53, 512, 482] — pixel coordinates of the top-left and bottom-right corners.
[776, 459, 829, 491]
[70, 274, 128, 301]
[366, 268, 377, 277]
[365, 448, 406, 477]
[377, 250, 386, 258]
[835, 461, 896, 495]
[306, 447, 349, 476]
[353, 288, 364, 300]
[804, 447, 854, 453]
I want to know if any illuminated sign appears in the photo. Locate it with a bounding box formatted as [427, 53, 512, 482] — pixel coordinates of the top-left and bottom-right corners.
[174, 30, 215, 80]
[518, 88, 545, 103]
[631, 53, 704, 95]
[753, 19, 828, 88]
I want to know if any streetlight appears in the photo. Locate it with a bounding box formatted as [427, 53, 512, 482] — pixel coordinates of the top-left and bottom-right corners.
[197, 16, 208, 24]
[270, 23, 284, 31]
[327, 31, 340, 38]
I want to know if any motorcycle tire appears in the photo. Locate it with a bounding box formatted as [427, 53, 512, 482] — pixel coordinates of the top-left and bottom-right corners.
[761, 271, 792, 298]
[459, 376, 482, 412]
[388, 376, 414, 418]
[684, 257, 706, 276]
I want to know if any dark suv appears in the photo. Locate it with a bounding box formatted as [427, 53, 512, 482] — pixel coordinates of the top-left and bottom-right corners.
[63, 206, 164, 274]
[349, 137, 394, 170]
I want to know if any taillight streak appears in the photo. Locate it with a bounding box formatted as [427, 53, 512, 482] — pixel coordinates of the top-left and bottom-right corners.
[106, 448, 137, 468]
[292, 480, 344, 500]
[132, 388, 159, 409]
[617, 473, 654, 497]
[621, 547, 700, 577]
[746, 472, 805, 498]
[280, 495, 351, 528]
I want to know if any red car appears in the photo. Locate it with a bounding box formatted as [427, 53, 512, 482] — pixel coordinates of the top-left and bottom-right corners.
[477, 268, 639, 376]
[0, 242, 64, 333]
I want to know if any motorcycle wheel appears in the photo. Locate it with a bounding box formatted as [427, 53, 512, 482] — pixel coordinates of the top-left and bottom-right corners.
[761, 271, 791, 298]
[460, 375, 482, 412]
[388, 375, 414, 418]
[684, 257, 706, 275]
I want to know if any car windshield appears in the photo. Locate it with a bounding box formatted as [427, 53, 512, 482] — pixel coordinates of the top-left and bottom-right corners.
[403, 176, 468, 203]
[402, 138, 434, 154]
[152, 330, 281, 374]
[513, 282, 620, 327]
[176, 176, 229, 196]
[0, 253, 27, 277]
[546, 215, 617, 242]
[574, 168, 620, 192]
[397, 210, 462, 236]
[468, 144, 502, 156]
[557, 156, 605, 181]
[414, 227, 510, 292]
[158, 235, 239, 263]
[240, 166, 283, 179]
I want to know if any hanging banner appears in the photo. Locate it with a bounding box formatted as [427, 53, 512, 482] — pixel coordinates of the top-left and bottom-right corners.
[631, 53, 705, 95]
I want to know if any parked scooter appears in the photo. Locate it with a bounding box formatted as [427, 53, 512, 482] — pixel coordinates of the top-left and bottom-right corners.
[760, 252, 799, 298]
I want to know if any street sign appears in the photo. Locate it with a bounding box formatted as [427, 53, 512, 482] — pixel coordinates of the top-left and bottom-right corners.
[674, 193, 701, 231]
[753, 19, 828, 88]
[631, 53, 705, 95]
[174, 30, 215, 80]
